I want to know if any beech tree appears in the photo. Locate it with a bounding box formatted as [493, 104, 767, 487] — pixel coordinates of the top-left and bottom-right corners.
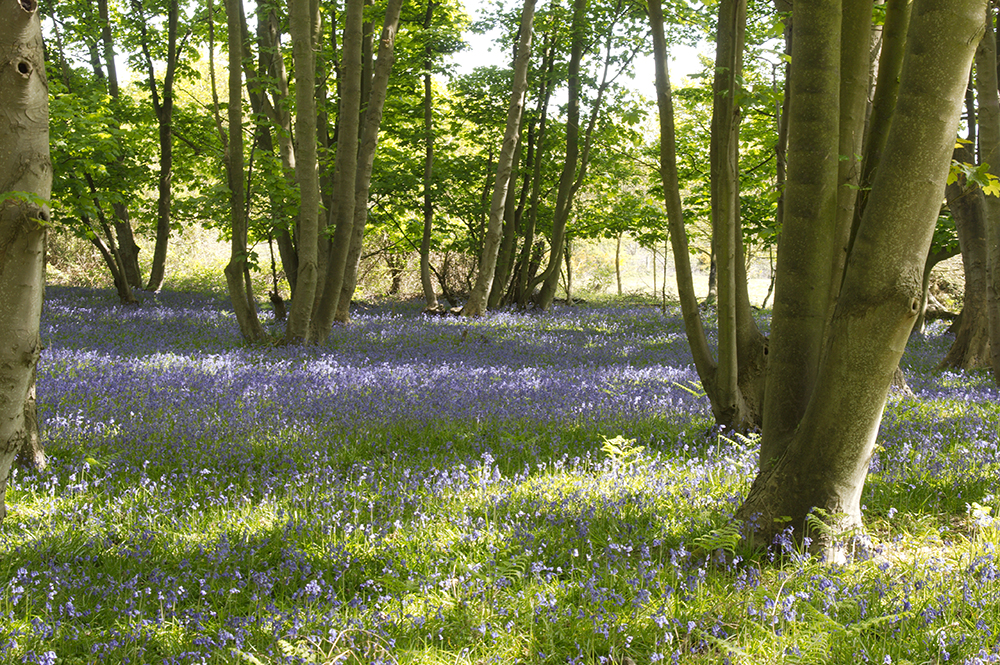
[940, 138, 990, 369]
[979, 6, 1000, 383]
[283, 0, 321, 344]
[747, 0, 983, 549]
[0, 0, 50, 522]
[654, 0, 986, 550]
[222, 0, 267, 343]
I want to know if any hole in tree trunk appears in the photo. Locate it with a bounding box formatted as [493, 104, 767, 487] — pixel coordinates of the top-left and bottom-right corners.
[17, 62, 31, 76]
[18, 0, 36, 12]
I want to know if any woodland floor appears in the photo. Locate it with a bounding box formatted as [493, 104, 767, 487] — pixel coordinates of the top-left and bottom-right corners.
[1, 287, 999, 664]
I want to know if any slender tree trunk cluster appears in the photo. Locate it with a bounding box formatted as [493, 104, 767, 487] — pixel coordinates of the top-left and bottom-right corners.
[463, 0, 644, 315]
[979, 10, 1000, 382]
[227, 0, 402, 344]
[462, 0, 537, 317]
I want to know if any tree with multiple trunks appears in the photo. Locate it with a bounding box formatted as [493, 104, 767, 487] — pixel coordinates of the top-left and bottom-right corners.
[652, 0, 986, 551]
[0, 0, 50, 521]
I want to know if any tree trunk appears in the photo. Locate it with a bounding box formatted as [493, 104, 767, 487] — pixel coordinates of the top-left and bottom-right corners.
[224, 0, 266, 343]
[975, 6, 1000, 383]
[650, 0, 764, 432]
[257, 4, 299, 299]
[311, 0, 364, 339]
[97, 0, 142, 289]
[758, 0, 850, 464]
[488, 127, 526, 309]
[420, 0, 438, 312]
[830, 0, 873, 304]
[236, 0, 301, 304]
[0, 0, 49, 521]
[140, 0, 182, 292]
[616, 233, 622, 296]
[284, 0, 321, 344]
[852, 0, 910, 240]
[652, 246, 657, 297]
[563, 238, 572, 303]
[462, 0, 536, 317]
[704, 244, 717, 306]
[512, 44, 555, 308]
[650, 0, 718, 415]
[940, 144, 990, 370]
[662, 238, 668, 313]
[773, 0, 791, 245]
[737, 0, 984, 552]
[15, 371, 44, 471]
[914, 246, 959, 333]
[534, 0, 622, 310]
[83, 173, 138, 305]
[711, 0, 754, 428]
[335, 0, 404, 322]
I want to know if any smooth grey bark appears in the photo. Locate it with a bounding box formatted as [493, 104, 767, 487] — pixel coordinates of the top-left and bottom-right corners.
[650, 0, 764, 431]
[773, 0, 790, 247]
[759, 0, 848, 464]
[852, 0, 910, 241]
[463, 0, 536, 317]
[0, 0, 50, 522]
[284, 0, 321, 344]
[335, 0, 405, 322]
[711, 0, 765, 429]
[940, 143, 990, 370]
[650, 0, 717, 407]
[311, 0, 364, 338]
[976, 6, 1000, 383]
[830, 0, 874, 306]
[737, 0, 985, 550]
[223, 0, 267, 343]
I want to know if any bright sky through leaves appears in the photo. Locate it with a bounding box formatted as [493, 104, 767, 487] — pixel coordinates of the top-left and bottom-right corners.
[448, 0, 710, 97]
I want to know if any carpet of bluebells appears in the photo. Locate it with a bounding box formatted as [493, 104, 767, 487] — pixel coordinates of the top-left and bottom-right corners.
[3, 287, 1000, 664]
